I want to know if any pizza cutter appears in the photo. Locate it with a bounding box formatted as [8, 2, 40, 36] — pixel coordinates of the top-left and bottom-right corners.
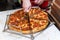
[25, 12, 34, 40]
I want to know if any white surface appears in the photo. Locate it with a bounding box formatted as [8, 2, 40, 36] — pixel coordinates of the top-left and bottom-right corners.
[0, 10, 60, 40]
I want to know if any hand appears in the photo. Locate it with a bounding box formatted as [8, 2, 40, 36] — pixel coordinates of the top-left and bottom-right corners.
[22, 0, 31, 12]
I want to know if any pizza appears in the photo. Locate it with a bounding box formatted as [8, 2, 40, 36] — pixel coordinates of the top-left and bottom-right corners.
[7, 8, 49, 34]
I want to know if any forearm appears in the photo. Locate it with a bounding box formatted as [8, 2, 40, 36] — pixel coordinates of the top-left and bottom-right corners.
[22, 0, 31, 3]
[22, 0, 31, 6]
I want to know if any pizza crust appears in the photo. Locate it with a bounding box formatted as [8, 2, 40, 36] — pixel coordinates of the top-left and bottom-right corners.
[7, 8, 49, 34]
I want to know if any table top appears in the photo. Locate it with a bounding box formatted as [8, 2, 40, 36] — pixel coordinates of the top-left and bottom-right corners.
[0, 9, 60, 40]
